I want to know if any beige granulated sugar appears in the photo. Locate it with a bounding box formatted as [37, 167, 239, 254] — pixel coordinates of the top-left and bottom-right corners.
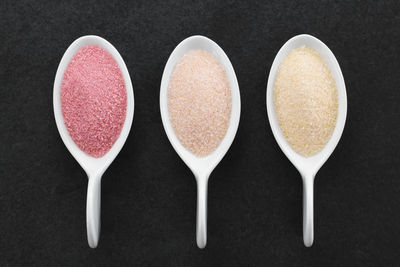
[274, 46, 338, 157]
[168, 50, 232, 157]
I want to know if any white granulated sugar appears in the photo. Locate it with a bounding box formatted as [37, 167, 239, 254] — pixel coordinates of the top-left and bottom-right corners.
[168, 50, 232, 157]
[274, 46, 338, 157]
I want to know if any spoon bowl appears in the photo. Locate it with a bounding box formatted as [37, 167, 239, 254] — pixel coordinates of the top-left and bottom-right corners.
[266, 34, 347, 247]
[160, 35, 241, 248]
[53, 35, 134, 248]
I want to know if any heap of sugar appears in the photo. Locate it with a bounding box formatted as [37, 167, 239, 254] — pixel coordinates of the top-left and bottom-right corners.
[168, 50, 232, 157]
[61, 45, 127, 158]
[274, 46, 338, 157]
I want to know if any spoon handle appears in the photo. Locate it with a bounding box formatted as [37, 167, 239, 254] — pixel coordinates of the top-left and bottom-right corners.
[196, 175, 208, 249]
[86, 173, 102, 248]
[302, 174, 315, 247]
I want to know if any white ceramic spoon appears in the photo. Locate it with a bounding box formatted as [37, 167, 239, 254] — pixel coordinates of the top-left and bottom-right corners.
[53, 35, 134, 248]
[266, 34, 347, 247]
[160, 35, 241, 249]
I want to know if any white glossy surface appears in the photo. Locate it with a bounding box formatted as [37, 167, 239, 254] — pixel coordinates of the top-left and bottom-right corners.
[160, 35, 241, 248]
[53, 35, 134, 248]
[266, 34, 347, 247]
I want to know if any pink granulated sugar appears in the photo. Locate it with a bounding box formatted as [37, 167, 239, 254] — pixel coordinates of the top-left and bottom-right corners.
[61, 45, 127, 158]
[168, 50, 232, 157]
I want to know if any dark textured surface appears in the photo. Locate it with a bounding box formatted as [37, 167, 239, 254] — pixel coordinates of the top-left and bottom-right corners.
[1, 0, 400, 266]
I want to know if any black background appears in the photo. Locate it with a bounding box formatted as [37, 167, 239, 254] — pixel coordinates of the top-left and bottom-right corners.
[1, 0, 400, 266]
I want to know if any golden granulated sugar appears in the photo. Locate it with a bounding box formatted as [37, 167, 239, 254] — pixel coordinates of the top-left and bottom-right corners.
[274, 46, 338, 157]
[168, 50, 232, 157]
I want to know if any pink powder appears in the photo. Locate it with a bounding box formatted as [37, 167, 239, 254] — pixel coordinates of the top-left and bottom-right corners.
[61, 45, 127, 158]
[168, 50, 232, 157]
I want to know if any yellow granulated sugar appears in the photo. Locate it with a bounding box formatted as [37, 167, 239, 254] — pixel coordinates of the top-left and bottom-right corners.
[274, 46, 338, 157]
[168, 50, 232, 157]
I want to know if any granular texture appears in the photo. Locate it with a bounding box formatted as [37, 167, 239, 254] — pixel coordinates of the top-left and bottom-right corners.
[168, 50, 232, 157]
[274, 46, 338, 157]
[61, 45, 127, 158]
